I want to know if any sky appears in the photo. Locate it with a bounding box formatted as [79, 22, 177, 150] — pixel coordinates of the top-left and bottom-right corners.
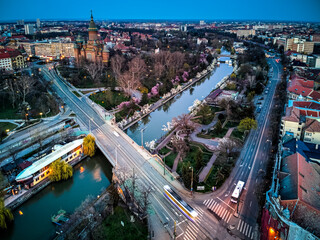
[1, 0, 320, 22]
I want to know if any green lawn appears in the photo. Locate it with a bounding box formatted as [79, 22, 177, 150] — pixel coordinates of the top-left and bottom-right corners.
[197, 120, 239, 139]
[231, 128, 245, 140]
[163, 152, 178, 169]
[158, 146, 171, 156]
[0, 122, 17, 133]
[0, 108, 22, 119]
[93, 206, 148, 240]
[90, 90, 130, 110]
[72, 91, 81, 97]
[202, 151, 240, 192]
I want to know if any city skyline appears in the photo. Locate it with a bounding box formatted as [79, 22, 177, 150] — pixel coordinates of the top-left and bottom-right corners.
[1, 0, 320, 22]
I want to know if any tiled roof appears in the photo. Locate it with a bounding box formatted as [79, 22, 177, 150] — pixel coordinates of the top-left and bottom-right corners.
[280, 152, 320, 211]
[305, 119, 320, 133]
[282, 106, 300, 122]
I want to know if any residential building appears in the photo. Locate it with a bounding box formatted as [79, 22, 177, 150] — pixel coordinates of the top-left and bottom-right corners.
[24, 24, 35, 35]
[16, 20, 24, 25]
[287, 75, 320, 101]
[307, 55, 320, 69]
[0, 50, 12, 71]
[74, 12, 109, 64]
[15, 139, 83, 188]
[236, 29, 256, 38]
[304, 118, 320, 144]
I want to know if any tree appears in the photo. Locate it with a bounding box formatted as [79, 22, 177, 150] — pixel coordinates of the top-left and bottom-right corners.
[83, 134, 96, 157]
[216, 137, 241, 158]
[0, 197, 13, 229]
[49, 159, 73, 182]
[181, 161, 193, 189]
[171, 136, 189, 158]
[118, 57, 146, 96]
[247, 91, 255, 102]
[196, 104, 214, 125]
[172, 114, 199, 137]
[6, 78, 18, 108]
[17, 75, 36, 104]
[111, 54, 125, 78]
[238, 117, 257, 132]
[140, 92, 148, 105]
[195, 149, 204, 172]
[84, 62, 103, 83]
[216, 48, 221, 54]
[213, 120, 223, 135]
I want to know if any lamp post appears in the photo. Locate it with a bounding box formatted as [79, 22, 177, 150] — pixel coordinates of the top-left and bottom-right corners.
[140, 126, 147, 147]
[163, 156, 166, 176]
[89, 118, 93, 133]
[189, 166, 193, 196]
[40, 112, 43, 119]
[25, 113, 28, 123]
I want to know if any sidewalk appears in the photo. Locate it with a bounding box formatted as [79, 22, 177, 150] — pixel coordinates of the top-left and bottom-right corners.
[198, 154, 217, 182]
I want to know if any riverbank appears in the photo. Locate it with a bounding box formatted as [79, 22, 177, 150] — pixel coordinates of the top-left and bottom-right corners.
[5, 154, 87, 210]
[121, 59, 217, 131]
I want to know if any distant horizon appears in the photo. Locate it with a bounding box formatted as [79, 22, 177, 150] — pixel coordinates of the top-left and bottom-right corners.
[2, 0, 320, 23]
[1, 18, 320, 24]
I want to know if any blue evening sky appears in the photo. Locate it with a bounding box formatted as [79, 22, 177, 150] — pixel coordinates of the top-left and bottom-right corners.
[1, 0, 320, 22]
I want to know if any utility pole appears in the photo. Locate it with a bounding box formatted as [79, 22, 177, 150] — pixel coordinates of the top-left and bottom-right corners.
[174, 220, 176, 240]
[189, 167, 193, 196]
[140, 126, 147, 147]
[163, 156, 166, 176]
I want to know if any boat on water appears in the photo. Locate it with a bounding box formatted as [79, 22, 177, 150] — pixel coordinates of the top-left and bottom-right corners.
[51, 209, 69, 225]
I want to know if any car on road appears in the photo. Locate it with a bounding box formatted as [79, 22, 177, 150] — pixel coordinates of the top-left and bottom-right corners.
[258, 97, 264, 100]
[257, 102, 262, 105]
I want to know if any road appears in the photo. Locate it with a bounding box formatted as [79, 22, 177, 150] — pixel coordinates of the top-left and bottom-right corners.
[190, 58, 282, 240]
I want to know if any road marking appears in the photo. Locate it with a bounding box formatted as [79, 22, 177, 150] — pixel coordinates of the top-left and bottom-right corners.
[221, 209, 228, 219]
[256, 178, 258, 183]
[188, 224, 198, 233]
[194, 206, 204, 214]
[248, 226, 252, 238]
[211, 202, 217, 211]
[251, 230, 254, 239]
[241, 171, 244, 176]
[217, 197, 235, 211]
[203, 199, 208, 205]
[238, 220, 243, 231]
[250, 201, 252, 207]
[208, 200, 215, 209]
[215, 205, 222, 215]
[226, 212, 232, 223]
[219, 208, 226, 217]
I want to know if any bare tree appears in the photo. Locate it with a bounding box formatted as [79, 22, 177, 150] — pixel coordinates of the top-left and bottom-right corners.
[216, 137, 241, 158]
[171, 136, 189, 158]
[118, 57, 146, 96]
[111, 54, 125, 78]
[17, 75, 36, 104]
[84, 62, 103, 83]
[172, 114, 199, 137]
[6, 78, 18, 108]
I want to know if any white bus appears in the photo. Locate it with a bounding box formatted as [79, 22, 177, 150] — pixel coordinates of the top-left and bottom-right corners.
[231, 181, 245, 203]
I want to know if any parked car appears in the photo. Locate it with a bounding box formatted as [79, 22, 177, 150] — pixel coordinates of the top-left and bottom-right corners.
[258, 97, 264, 100]
[257, 107, 262, 113]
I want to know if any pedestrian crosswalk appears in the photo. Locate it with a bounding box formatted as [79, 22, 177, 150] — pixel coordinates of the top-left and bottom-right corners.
[236, 219, 254, 239]
[183, 206, 204, 240]
[203, 199, 233, 223]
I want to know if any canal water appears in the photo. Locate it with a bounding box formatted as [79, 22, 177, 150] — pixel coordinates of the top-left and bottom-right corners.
[126, 49, 233, 146]
[1, 150, 112, 240]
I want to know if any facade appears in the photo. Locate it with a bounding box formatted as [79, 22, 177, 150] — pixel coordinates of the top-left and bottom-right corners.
[25, 24, 35, 35]
[74, 12, 109, 64]
[36, 18, 41, 28]
[303, 118, 320, 144]
[236, 29, 256, 38]
[0, 48, 26, 71]
[19, 40, 74, 58]
[15, 139, 83, 187]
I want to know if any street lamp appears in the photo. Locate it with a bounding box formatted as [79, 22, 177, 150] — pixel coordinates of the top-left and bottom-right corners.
[25, 113, 28, 122]
[89, 118, 93, 133]
[163, 156, 166, 176]
[189, 166, 193, 195]
[40, 112, 43, 119]
[140, 126, 147, 147]
[6, 129, 9, 133]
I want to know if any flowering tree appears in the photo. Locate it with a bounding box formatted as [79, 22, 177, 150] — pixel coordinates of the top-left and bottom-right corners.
[145, 139, 157, 151]
[162, 122, 174, 132]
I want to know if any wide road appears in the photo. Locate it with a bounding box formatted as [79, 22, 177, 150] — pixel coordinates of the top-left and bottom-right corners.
[190, 58, 282, 240]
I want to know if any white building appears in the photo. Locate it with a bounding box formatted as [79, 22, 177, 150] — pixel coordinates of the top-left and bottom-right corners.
[36, 18, 41, 28]
[0, 54, 12, 71]
[25, 24, 35, 35]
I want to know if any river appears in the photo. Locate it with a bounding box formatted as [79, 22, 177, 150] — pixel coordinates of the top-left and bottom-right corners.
[1, 150, 112, 240]
[126, 49, 233, 146]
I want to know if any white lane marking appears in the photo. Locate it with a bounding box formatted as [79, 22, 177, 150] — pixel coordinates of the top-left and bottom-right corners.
[237, 219, 241, 231]
[194, 206, 204, 213]
[203, 199, 208, 205]
[256, 178, 258, 183]
[250, 201, 252, 207]
[216, 205, 223, 215]
[248, 226, 252, 238]
[184, 230, 194, 240]
[244, 223, 249, 235]
[226, 212, 232, 223]
[208, 200, 215, 209]
[241, 171, 244, 176]
[251, 230, 254, 239]
[211, 202, 217, 211]
[213, 202, 220, 212]
[220, 208, 227, 218]
[217, 197, 235, 211]
[188, 223, 199, 233]
[238, 220, 243, 231]
[221, 209, 228, 219]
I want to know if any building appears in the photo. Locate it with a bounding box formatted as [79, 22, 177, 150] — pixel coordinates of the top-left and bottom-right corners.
[285, 38, 314, 54]
[74, 12, 109, 64]
[307, 55, 320, 69]
[24, 24, 35, 35]
[199, 20, 205, 26]
[0, 48, 26, 71]
[15, 139, 83, 188]
[36, 18, 41, 28]
[0, 50, 12, 71]
[19, 39, 74, 58]
[16, 20, 24, 25]
[287, 75, 320, 101]
[236, 29, 256, 38]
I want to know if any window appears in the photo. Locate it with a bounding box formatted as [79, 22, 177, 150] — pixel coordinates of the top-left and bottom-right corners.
[299, 172, 305, 178]
[298, 128, 301, 131]
[306, 132, 312, 136]
[300, 185, 307, 193]
[35, 177, 39, 182]
[41, 174, 45, 178]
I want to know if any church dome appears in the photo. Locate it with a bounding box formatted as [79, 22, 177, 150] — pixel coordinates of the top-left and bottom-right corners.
[88, 11, 98, 32]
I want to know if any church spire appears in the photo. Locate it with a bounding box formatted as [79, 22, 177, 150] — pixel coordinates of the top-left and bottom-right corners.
[91, 10, 93, 20]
